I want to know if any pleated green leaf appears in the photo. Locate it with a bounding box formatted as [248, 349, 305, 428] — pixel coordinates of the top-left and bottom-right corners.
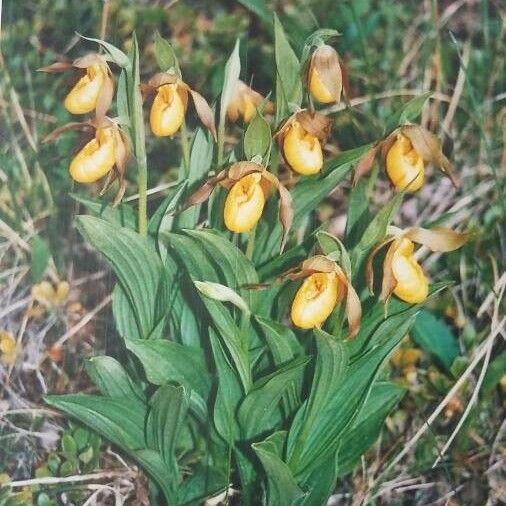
[238, 355, 309, 439]
[252, 432, 305, 506]
[336, 382, 405, 476]
[85, 356, 145, 405]
[77, 216, 168, 339]
[125, 338, 210, 400]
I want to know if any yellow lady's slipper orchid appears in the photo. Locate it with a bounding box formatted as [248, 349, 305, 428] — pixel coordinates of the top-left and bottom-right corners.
[283, 121, 323, 175]
[386, 133, 425, 192]
[69, 126, 118, 183]
[291, 271, 341, 329]
[150, 83, 186, 137]
[390, 238, 428, 304]
[224, 173, 265, 233]
[308, 44, 343, 104]
[64, 63, 107, 115]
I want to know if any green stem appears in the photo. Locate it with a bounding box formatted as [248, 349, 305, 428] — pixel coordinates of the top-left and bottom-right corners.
[217, 119, 226, 167]
[180, 118, 191, 176]
[137, 161, 148, 236]
[245, 225, 257, 260]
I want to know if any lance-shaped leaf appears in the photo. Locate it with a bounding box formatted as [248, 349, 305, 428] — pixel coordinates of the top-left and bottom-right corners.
[244, 110, 272, 161]
[220, 39, 241, 124]
[76, 216, 168, 339]
[146, 385, 189, 472]
[77, 34, 131, 69]
[384, 92, 432, 134]
[274, 14, 302, 122]
[252, 432, 305, 506]
[336, 382, 405, 476]
[125, 339, 210, 400]
[85, 356, 145, 405]
[154, 32, 181, 75]
[238, 355, 310, 439]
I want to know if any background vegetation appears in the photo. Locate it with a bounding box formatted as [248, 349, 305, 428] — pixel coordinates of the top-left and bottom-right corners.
[0, 0, 504, 504]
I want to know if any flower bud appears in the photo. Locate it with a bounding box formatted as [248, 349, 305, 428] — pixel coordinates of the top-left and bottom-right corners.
[283, 121, 323, 175]
[308, 45, 342, 104]
[386, 134, 424, 192]
[391, 238, 428, 304]
[224, 173, 266, 233]
[69, 127, 117, 183]
[150, 83, 185, 136]
[64, 64, 107, 115]
[291, 271, 341, 329]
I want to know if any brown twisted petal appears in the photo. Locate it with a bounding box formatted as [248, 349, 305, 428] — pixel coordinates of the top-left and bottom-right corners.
[336, 267, 362, 339]
[183, 169, 229, 210]
[95, 74, 115, 123]
[42, 121, 93, 143]
[310, 44, 343, 103]
[380, 239, 400, 303]
[189, 89, 217, 140]
[296, 110, 331, 141]
[404, 227, 469, 252]
[353, 143, 380, 185]
[260, 170, 294, 253]
[98, 124, 129, 207]
[37, 61, 73, 73]
[379, 132, 398, 167]
[400, 125, 459, 187]
[366, 236, 396, 294]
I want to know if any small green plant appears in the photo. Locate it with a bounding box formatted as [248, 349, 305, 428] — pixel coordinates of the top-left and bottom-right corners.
[37, 15, 469, 505]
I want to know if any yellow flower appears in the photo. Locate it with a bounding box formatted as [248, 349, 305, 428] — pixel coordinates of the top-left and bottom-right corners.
[224, 173, 266, 233]
[386, 134, 425, 192]
[64, 63, 107, 115]
[367, 226, 469, 305]
[291, 271, 342, 329]
[308, 44, 343, 104]
[150, 83, 186, 137]
[0, 330, 17, 365]
[69, 127, 118, 183]
[283, 121, 323, 175]
[31, 281, 70, 309]
[39, 54, 114, 120]
[390, 238, 428, 304]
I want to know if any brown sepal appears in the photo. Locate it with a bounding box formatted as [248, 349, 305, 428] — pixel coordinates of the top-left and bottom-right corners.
[37, 61, 73, 73]
[189, 89, 217, 140]
[366, 236, 395, 294]
[296, 110, 331, 141]
[353, 144, 379, 185]
[42, 121, 93, 143]
[401, 125, 459, 187]
[380, 239, 400, 304]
